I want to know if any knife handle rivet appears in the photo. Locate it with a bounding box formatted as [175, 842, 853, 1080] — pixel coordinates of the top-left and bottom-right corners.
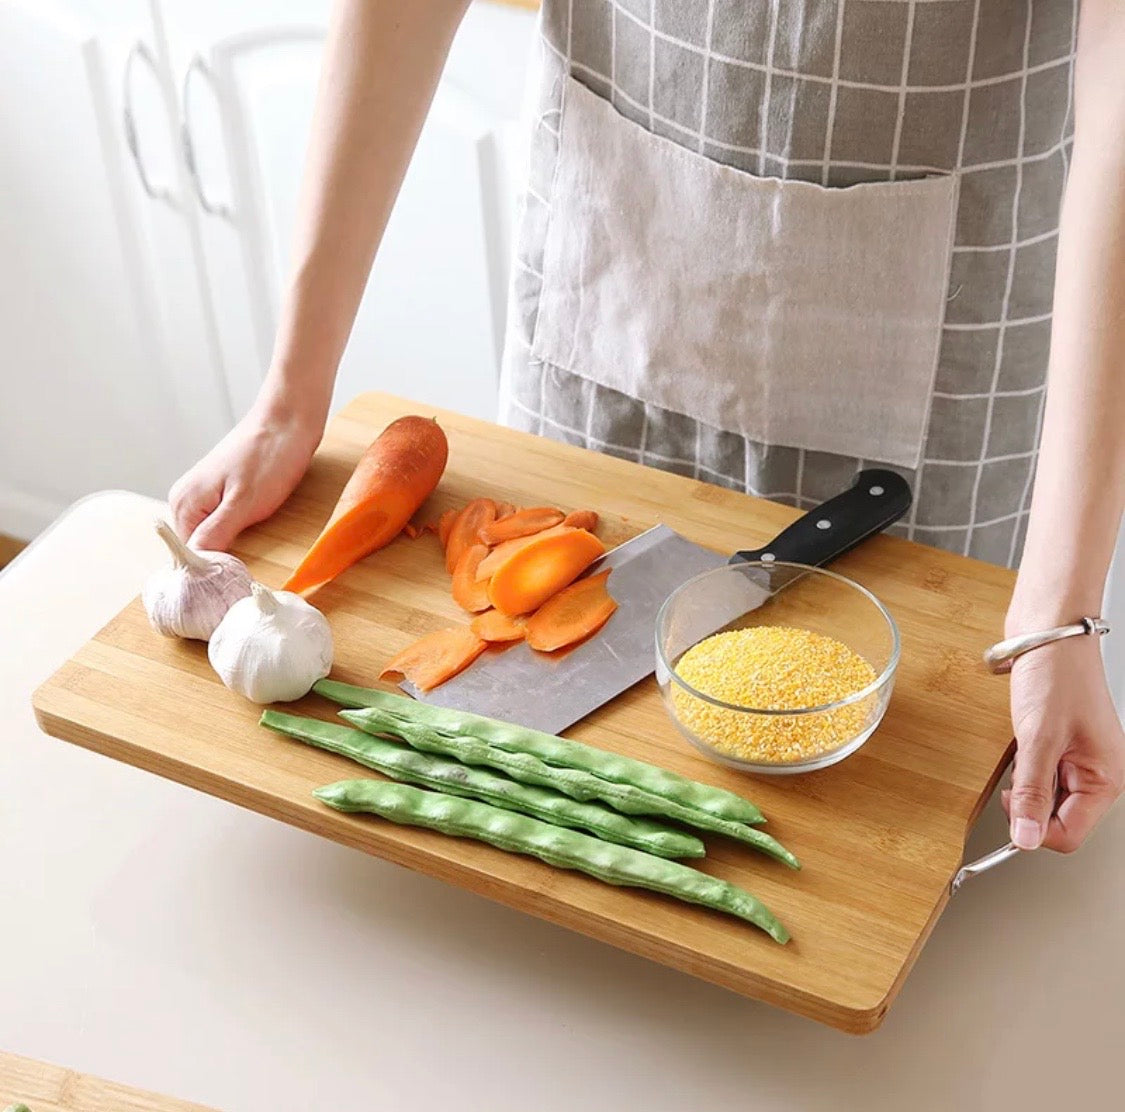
[816, 519, 831, 530]
[869, 485, 884, 496]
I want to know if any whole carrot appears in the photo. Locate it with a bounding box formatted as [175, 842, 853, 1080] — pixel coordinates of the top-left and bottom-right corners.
[284, 416, 448, 596]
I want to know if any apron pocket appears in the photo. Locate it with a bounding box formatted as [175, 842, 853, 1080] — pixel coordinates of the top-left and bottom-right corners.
[531, 78, 959, 470]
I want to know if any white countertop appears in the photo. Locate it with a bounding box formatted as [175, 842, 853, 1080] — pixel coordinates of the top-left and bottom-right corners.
[2, 492, 1122, 1111]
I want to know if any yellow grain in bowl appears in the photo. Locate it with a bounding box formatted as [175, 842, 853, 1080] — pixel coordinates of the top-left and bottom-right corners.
[671, 625, 878, 764]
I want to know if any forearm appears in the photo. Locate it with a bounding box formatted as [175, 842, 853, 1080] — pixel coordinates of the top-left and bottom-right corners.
[1009, 1, 1125, 631]
[262, 0, 471, 423]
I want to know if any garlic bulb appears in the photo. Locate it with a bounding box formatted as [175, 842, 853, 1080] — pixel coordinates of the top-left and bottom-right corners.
[143, 519, 253, 640]
[208, 582, 334, 703]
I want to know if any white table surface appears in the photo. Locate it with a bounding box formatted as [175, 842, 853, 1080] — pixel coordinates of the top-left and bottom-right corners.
[1, 492, 1122, 1112]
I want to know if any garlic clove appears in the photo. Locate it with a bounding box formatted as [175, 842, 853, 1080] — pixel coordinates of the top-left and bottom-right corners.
[250, 580, 279, 614]
[208, 582, 334, 704]
[142, 519, 254, 641]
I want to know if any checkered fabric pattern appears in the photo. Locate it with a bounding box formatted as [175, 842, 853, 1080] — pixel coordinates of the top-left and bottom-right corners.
[499, 0, 1078, 567]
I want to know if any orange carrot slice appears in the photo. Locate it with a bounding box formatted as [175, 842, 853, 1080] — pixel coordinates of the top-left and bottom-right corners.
[437, 508, 459, 548]
[562, 510, 599, 532]
[525, 570, 617, 652]
[479, 506, 565, 546]
[488, 529, 606, 616]
[475, 524, 576, 582]
[470, 609, 527, 643]
[403, 522, 421, 540]
[379, 627, 488, 692]
[495, 502, 517, 520]
[446, 498, 498, 574]
[451, 544, 492, 612]
[284, 416, 448, 596]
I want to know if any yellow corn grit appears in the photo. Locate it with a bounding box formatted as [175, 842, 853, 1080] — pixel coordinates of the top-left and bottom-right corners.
[671, 625, 878, 763]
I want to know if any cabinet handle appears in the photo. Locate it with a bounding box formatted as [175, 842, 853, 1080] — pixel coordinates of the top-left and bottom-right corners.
[122, 39, 178, 209]
[181, 54, 234, 221]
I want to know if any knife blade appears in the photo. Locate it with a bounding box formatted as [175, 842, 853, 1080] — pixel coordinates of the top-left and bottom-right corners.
[403, 469, 911, 734]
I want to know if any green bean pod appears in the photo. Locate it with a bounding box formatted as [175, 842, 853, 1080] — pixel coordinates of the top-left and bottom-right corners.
[314, 680, 765, 825]
[261, 710, 705, 859]
[340, 707, 800, 870]
[315, 779, 789, 943]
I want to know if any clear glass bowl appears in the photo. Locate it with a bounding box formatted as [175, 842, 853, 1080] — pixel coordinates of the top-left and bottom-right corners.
[655, 561, 899, 774]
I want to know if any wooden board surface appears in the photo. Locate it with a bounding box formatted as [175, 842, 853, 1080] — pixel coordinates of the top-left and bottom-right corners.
[33, 392, 1016, 1033]
[0, 534, 28, 571]
[0, 1050, 216, 1112]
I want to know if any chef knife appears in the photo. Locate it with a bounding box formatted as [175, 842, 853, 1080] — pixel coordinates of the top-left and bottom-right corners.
[403, 469, 911, 734]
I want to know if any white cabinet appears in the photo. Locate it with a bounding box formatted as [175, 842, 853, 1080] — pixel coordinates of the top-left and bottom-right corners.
[0, 0, 536, 538]
[174, 6, 532, 420]
[0, 0, 228, 537]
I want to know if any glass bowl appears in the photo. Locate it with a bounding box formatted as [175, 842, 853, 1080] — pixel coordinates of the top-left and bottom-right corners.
[655, 561, 899, 774]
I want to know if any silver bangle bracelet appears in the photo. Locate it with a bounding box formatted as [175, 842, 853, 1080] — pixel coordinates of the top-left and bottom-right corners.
[984, 616, 1110, 674]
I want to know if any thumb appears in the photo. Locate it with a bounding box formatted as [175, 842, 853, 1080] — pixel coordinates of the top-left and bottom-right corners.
[189, 493, 248, 552]
[1008, 736, 1059, 850]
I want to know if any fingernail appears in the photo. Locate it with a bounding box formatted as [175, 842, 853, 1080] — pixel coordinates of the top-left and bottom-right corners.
[1012, 817, 1042, 850]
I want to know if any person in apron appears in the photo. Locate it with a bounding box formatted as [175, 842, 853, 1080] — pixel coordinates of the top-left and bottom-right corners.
[169, 1, 1125, 854]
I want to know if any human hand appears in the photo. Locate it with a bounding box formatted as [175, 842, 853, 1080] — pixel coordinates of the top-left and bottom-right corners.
[1003, 634, 1125, 852]
[169, 394, 324, 551]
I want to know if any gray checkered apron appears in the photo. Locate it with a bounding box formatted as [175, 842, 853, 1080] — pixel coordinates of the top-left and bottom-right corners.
[499, 0, 1078, 567]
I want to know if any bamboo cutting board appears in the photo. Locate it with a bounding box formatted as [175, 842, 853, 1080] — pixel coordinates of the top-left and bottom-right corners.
[33, 392, 1016, 1033]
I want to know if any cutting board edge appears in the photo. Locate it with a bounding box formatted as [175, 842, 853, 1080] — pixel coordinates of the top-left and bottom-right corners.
[861, 735, 1021, 1026]
[32, 682, 898, 1036]
[967, 736, 1017, 833]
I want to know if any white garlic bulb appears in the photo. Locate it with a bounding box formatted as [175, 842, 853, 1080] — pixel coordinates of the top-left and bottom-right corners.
[208, 582, 334, 704]
[143, 519, 253, 641]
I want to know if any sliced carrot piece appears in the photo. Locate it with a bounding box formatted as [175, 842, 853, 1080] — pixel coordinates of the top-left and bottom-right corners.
[445, 498, 498, 574]
[379, 627, 488, 692]
[437, 508, 459, 548]
[488, 529, 606, 617]
[403, 522, 421, 539]
[475, 524, 576, 582]
[470, 609, 527, 643]
[495, 502, 517, 520]
[451, 544, 492, 613]
[479, 506, 565, 546]
[562, 510, 599, 532]
[526, 570, 617, 652]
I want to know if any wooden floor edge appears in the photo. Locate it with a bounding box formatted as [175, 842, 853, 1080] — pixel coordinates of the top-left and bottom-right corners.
[0, 533, 29, 571]
[0, 1048, 219, 1111]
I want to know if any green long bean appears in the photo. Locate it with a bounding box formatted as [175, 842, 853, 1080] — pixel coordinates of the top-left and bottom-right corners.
[314, 680, 765, 825]
[261, 710, 704, 859]
[340, 706, 800, 870]
[315, 780, 789, 943]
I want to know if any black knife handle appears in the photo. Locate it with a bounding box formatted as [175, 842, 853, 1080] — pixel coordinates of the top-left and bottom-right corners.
[729, 469, 912, 567]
